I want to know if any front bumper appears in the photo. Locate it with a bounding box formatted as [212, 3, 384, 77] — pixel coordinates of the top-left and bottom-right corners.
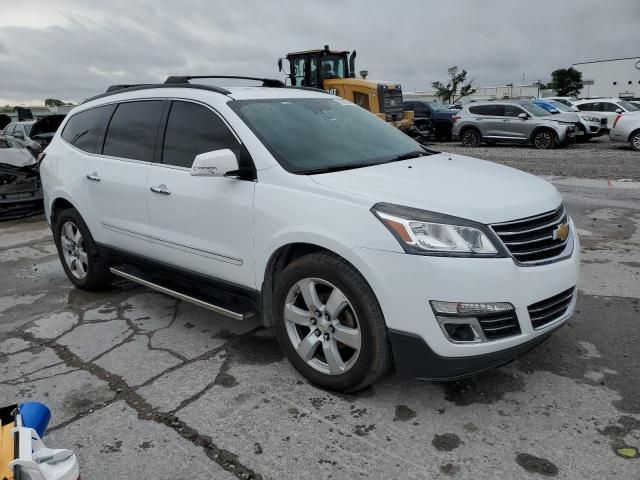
[345, 229, 579, 376]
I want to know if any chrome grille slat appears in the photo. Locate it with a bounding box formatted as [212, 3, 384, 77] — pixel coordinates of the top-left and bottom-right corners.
[482, 324, 517, 333]
[476, 311, 521, 340]
[528, 287, 576, 329]
[491, 204, 571, 264]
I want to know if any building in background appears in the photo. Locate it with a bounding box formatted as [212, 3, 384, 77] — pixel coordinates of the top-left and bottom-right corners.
[572, 57, 640, 99]
[405, 83, 553, 104]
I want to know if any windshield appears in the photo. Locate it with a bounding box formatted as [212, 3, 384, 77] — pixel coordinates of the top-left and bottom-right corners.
[428, 103, 451, 112]
[521, 102, 552, 116]
[618, 100, 639, 112]
[548, 101, 572, 112]
[231, 98, 426, 173]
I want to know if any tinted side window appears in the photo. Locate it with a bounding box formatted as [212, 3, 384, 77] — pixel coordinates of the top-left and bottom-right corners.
[162, 101, 239, 168]
[504, 105, 526, 117]
[103, 101, 163, 162]
[469, 105, 504, 115]
[61, 105, 116, 153]
[577, 103, 597, 111]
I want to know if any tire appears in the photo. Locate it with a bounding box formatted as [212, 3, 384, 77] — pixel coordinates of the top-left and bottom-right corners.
[272, 251, 391, 392]
[532, 129, 556, 150]
[630, 130, 640, 152]
[460, 128, 481, 147]
[54, 208, 111, 290]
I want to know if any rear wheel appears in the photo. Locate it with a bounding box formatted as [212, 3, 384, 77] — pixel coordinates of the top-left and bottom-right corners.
[461, 129, 481, 147]
[630, 130, 640, 152]
[532, 129, 556, 149]
[54, 208, 111, 290]
[273, 252, 391, 392]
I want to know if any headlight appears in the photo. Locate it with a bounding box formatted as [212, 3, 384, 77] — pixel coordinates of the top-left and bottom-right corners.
[372, 203, 504, 257]
[580, 115, 599, 123]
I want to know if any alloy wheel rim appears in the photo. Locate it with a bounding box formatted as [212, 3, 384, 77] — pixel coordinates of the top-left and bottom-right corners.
[535, 132, 552, 149]
[60, 221, 88, 280]
[284, 278, 361, 376]
[633, 133, 640, 150]
[463, 131, 478, 147]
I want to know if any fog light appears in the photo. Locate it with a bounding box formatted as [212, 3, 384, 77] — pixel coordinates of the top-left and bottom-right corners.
[430, 301, 513, 316]
[443, 323, 477, 342]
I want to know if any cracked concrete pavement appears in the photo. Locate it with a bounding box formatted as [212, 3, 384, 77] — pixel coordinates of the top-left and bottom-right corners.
[1, 177, 639, 479]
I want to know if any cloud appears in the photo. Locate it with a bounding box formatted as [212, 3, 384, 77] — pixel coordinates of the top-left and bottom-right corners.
[0, 0, 639, 104]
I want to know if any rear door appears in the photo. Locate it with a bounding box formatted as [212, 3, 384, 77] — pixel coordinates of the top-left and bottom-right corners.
[145, 100, 255, 287]
[469, 104, 504, 137]
[81, 100, 165, 258]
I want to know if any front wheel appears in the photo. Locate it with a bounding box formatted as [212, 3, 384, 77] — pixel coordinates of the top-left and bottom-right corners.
[533, 130, 556, 149]
[630, 131, 640, 152]
[273, 252, 391, 392]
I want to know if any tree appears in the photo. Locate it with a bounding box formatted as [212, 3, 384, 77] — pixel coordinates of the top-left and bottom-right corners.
[547, 67, 583, 97]
[44, 98, 67, 107]
[431, 66, 476, 104]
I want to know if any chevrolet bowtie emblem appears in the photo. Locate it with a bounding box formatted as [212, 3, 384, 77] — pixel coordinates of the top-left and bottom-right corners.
[553, 223, 569, 242]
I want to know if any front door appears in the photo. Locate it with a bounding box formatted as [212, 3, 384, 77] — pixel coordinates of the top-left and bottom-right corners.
[145, 100, 255, 288]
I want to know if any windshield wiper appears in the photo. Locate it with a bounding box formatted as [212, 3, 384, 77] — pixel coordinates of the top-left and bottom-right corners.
[387, 150, 430, 162]
[296, 163, 375, 175]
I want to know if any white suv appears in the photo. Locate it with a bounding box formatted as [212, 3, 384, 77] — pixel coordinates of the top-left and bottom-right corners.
[40, 77, 580, 392]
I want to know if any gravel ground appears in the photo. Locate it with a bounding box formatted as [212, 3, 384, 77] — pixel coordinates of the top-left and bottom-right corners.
[426, 136, 640, 180]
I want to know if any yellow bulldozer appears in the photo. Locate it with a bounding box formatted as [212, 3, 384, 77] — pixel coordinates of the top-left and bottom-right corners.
[278, 45, 414, 131]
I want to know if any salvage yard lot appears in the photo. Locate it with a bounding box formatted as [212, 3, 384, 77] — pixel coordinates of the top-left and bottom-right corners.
[1, 145, 639, 479]
[428, 136, 640, 181]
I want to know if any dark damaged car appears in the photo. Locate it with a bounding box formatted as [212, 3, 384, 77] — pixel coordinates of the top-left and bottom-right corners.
[0, 136, 43, 220]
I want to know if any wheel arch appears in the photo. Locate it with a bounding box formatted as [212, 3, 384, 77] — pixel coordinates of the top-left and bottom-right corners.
[459, 124, 482, 138]
[530, 126, 559, 144]
[628, 128, 640, 143]
[259, 242, 376, 328]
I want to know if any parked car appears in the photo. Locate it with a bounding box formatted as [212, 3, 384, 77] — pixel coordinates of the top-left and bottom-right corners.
[40, 79, 579, 392]
[0, 136, 43, 220]
[403, 100, 455, 140]
[451, 100, 577, 149]
[534, 99, 608, 141]
[629, 100, 640, 110]
[1, 121, 41, 157]
[573, 98, 640, 124]
[609, 112, 640, 151]
[2, 115, 66, 156]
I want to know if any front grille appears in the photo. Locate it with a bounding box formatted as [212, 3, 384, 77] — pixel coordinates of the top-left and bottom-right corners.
[600, 118, 608, 126]
[477, 311, 521, 340]
[528, 287, 575, 329]
[381, 90, 403, 115]
[491, 204, 570, 264]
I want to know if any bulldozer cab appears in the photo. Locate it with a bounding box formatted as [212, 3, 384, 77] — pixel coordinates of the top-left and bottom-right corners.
[281, 45, 354, 89]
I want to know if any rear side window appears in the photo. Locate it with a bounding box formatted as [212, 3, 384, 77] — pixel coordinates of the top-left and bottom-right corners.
[161, 101, 239, 168]
[577, 103, 598, 112]
[103, 101, 164, 162]
[61, 105, 116, 153]
[469, 104, 504, 116]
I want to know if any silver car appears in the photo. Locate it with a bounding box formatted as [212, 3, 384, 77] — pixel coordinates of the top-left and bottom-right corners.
[451, 100, 577, 149]
[609, 112, 640, 151]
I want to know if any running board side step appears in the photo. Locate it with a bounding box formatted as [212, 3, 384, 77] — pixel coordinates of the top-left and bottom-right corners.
[110, 267, 253, 321]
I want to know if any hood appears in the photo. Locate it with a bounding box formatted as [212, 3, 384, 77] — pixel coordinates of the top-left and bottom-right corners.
[0, 147, 36, 168]
[30, 114, 66, 138]
[310, 153, 562, 224]
[547, 112, 580, 123]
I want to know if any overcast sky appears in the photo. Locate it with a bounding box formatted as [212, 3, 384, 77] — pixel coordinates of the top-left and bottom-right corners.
[1, 0, 639, 105]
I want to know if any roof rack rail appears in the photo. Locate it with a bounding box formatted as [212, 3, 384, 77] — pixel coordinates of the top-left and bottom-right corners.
[83, 83, 232, 104]
[106, 84, 152, 93]
[165, 75, 285, 87]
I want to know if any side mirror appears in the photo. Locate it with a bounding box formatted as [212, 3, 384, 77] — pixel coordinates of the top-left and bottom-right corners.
[518, 113, 528, 120]
[615, 108, 623, 114]
[190, 149, 239, 177]
[550, 109, 559, 114]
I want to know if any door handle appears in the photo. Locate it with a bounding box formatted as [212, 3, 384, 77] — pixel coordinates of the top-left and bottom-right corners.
[150, 184, 171, 195]
[86, 172, 101, 182]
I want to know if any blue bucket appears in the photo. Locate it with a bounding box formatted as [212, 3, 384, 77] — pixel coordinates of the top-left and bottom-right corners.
[19, 402, 51, 438]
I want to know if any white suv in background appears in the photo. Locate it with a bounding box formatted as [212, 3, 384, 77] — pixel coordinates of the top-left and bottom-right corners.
[574, 98, 640, 123]
[40, 77, 580, 392]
